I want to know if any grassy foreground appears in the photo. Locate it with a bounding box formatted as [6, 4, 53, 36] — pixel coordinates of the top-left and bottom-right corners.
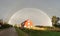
[15, 27, 28, 36]
[15, 27, 60, 36]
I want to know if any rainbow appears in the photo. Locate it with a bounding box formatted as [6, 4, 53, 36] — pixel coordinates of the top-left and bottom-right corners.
[8, 8, 52, 27]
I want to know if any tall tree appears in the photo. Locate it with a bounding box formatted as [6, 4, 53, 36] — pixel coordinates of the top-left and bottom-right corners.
[52, 16, 57, 26]
[52, 16, 60, 27]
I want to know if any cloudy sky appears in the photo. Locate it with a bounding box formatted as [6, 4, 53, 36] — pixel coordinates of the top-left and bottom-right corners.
[0, 0, 60, 21]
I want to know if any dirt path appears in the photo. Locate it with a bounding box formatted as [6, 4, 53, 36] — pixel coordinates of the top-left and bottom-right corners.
[0, 27, 18, 36]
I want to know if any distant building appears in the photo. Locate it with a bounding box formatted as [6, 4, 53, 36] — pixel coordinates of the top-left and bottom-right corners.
[21, 19, 33, 28]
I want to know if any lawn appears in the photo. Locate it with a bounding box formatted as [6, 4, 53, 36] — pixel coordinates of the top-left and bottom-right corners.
[15, 27, 60, 36]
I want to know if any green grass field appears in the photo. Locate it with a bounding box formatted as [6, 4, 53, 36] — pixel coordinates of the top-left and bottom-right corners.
[15, 27, 60, 36]
[15, 27, 28, 36]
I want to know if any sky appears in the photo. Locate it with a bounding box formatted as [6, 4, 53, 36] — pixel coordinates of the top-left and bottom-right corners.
[0, 0, 60, 21]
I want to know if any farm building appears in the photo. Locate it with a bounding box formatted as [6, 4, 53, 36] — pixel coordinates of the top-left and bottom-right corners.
[21, 19, 33, 28]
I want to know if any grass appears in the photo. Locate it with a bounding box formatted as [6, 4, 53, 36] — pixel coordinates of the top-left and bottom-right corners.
[15, 27, 28, 36]
[15, 27, 60, 36]
[23, 28, 60, 36]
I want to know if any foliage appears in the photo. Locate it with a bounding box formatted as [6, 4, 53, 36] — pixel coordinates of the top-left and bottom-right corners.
[54, 23, 60, 28]
[0, 23, 13, 29]
[52, 16, 57, 25]
[52, 16, 60, 27]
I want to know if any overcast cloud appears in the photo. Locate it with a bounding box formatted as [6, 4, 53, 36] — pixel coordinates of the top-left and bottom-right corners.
[0, 0, 60, 21]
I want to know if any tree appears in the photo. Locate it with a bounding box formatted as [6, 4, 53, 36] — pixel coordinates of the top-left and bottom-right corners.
[0, 19, 3, 24]
[52, 16, 57, 26]
[52, 16, 60, 27]
[57, 17, 60, 22]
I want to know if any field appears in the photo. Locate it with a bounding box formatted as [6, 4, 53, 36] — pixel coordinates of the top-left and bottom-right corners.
[15, 27, 60, 36]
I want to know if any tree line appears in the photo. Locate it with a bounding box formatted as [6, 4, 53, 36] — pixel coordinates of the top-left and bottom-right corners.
[0, 19, 13, 29]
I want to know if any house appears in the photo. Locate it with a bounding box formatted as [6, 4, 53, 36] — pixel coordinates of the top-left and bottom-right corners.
[21, 19, 33, 28]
